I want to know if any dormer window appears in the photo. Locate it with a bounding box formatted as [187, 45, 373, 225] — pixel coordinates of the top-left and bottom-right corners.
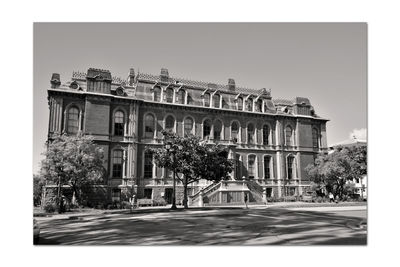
[204, 93, 211, 107]
[177, 89, 185, 104]
[153, 86, 161, 102]
[246, 98, 253, 111]
[237, 97, 243, 110]
[166, 88, 174, 103]
[255, 99, 262, 112]
[213, 94, 221, 108]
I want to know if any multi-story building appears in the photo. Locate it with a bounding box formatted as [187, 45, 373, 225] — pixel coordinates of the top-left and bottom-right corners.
[46, 67, 328, 206]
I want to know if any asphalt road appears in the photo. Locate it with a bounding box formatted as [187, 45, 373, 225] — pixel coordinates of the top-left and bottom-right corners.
[35, 207, 367, 245]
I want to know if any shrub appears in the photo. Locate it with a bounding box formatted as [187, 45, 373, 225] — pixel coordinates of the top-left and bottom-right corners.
[43, 202, 56, 213]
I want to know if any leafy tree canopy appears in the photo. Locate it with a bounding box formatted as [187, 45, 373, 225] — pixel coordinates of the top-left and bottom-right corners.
[305, 145, 367, 199]
[146, 131, 233, 208]
[40, 134, 106, 205]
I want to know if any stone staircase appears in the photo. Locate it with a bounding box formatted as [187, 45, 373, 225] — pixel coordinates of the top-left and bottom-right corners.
[190, 180, 266, 207]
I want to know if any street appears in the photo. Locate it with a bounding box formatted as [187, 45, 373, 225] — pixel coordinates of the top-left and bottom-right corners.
[35, 206, 367, 245]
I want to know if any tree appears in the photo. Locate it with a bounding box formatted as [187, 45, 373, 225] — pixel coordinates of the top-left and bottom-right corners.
[33, 174, 45, 206]
[147, 131, 233, 209]
[40, 134, 106, 211]
[305, 145, 367, 200]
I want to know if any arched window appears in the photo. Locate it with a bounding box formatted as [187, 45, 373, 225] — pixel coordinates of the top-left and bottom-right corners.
[264, 156, 271, 179]
[231, 121, 239, 142]
[204, 93, 210, 107]
[177, 89, 185, 104]
[312, 128, 319, 148]
[166, 88, 174, 103]
[144, 114, 155, 138]
[67, 106, 79, 134]
[114, 111, 124, 136]
[112, 150, 123, 178]
[165, 115, 175, 132]
[237, 97, 243, 110]
[255, 99, 262, 112]
[246, 98, 253, 111]
[144, 151, 153, 178]
[247, 123, 255, 144]
[213, 94, 220, 108]
[153, 87, 161, 102]
[214, 120, 222, 141]
[184, 117, 194, 136]
[285, 126, 293, 146]
[203, 119, 211, 139]
[287, 155, 295, 179]
[262, 125, 270, 145]
[248, 155, 256, 179]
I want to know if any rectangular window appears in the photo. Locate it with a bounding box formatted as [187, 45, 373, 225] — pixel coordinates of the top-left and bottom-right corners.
[264, 156, 271, 179]
[144, 188, 152, 199]
[144, 152, 153, 178]
[112, 150, 123, 178]
[287, 157, 294, 179]
[248, 155, 256, 179]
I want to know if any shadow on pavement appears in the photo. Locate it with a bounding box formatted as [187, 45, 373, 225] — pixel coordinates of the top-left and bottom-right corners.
[36, 207, 366, 246]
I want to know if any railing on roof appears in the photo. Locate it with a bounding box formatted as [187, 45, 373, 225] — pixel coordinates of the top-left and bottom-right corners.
[137, 72, 264, 95]
[72, 71, 128, 85]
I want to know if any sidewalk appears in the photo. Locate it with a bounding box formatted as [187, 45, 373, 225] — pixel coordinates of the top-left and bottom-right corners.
[34, 201, 367, 219]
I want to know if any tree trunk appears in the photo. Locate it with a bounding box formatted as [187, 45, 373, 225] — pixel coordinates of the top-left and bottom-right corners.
[183, 177, 188, 209]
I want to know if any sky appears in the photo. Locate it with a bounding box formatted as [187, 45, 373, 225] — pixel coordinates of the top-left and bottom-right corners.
[33, 23, 367, 174]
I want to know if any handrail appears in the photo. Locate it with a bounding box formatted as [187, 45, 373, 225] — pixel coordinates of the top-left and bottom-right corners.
[191, 182, 221, 202]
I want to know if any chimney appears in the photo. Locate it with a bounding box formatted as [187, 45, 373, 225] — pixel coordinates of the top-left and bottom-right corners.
[228, 78, 235, 91]
[160, 68, 169, 82]
[128, 68, 135, 86]
[50, 73, 61, 89]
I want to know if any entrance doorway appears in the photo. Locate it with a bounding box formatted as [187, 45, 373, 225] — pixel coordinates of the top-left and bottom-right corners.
[165, 188, 173, 204]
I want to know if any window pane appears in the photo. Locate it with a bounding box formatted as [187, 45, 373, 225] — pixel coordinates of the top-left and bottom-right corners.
[214, 121, 222, 140]
[144, 152, 153, 178]
[263, 125, 269, 145]
[184, 117, 193, 136]
[237, 97, 243, 110]
[154, 87, 161, 102]
[287, 156, 294, 179]
[312, 128, 319, 148]
[264, 156, 270, 179]
[248, 124, 255, 144]
[203, 119, 211, 138]
[67, 107, 79, 134]
[112, 150, 123, 178]
[231, 122, 239, 142]
[166, 88, 174, 103]
[248, 155, 256, 178]
[247, 98, 253, 111]
[145, 114, 155, 138]
[285, 126, 292, 145]
[256, 99, 262, 112]
[213, 94, 220, 108]
[114, 111, 124, 136]
[165, 116, 175, 132]
[204, 93, 210, 107]
[177, 89, 185, 104]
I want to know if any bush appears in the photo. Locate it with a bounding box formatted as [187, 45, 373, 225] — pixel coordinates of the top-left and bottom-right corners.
[154, 199, 167, 206]
[43, 202, 57, 213]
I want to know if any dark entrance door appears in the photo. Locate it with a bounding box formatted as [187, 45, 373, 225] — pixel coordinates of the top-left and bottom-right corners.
[165, 188, 173, 204]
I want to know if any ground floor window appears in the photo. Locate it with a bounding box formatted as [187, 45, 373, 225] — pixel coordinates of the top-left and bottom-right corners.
[111, 189, 121, 202]
[144, 188, 152, 199]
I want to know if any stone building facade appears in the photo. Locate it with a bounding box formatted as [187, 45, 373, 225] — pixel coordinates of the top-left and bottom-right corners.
[46, 67, 328, 205]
